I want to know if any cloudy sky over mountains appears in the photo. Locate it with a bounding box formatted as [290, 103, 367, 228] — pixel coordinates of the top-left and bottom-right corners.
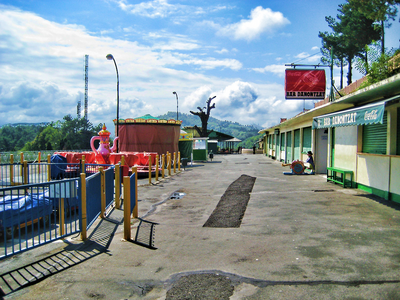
[0, 0, 399, 133]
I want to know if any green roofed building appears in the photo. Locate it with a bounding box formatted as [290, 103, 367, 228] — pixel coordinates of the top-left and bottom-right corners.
[259, 73, 400, 203]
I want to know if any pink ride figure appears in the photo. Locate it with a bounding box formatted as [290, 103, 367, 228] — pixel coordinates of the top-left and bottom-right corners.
[90, 124, 119, 164]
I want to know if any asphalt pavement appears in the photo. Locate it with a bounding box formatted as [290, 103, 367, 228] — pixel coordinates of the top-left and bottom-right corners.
[2, 153, 400, 299]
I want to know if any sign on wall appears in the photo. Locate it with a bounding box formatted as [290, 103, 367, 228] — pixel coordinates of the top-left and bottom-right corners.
[312, 100, 386, 129]
[285, 69, 326, 99]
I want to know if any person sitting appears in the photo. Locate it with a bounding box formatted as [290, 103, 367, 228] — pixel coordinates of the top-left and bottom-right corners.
[305, 151, 315, 174]
[282, 151, 315, 175]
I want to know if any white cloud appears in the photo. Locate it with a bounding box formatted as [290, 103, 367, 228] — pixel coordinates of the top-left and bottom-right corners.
[0, 81, 79, 123]
[116, 0, 176, 18]
[294, 52, 321, 64]
[183, 58, 242, 71]
[0, 7, 234, 130]
[252, 64, 286, 76]
[0, 5, 299, 132]
[182, 86, 214, 111]
[152, 41, 200, 51]
[217, 6, 290, 41]
[215, 48, 229, 54]
[181, 80, 300, 128]
[115, 0, 229, 19]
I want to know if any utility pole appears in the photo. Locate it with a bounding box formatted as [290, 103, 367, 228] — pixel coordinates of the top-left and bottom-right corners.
[84, 55, 89, 119]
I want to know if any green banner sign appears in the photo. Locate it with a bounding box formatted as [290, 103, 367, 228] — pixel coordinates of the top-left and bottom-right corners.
[312, 101, 386, 129]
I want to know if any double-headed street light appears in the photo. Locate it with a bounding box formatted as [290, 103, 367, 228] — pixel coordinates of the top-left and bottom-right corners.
[173, 91, 178, 120]
[106, 54, 119, 152]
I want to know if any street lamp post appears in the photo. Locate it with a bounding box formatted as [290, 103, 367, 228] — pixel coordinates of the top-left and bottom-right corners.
[106, 54, 119, 152]
[173, 91, 178, 120]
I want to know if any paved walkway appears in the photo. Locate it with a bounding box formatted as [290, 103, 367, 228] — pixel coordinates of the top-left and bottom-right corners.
[3, 154, 400, 299]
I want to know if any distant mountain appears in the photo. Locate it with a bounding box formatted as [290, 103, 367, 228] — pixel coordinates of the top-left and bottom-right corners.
[157, 112, 263, 148]
[0, 122, 50, 129]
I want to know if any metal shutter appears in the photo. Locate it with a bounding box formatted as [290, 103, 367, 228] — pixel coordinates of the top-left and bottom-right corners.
[397, 108, 400, 155]
[362, 111, 387, 154]
[286, 131, 292, 162]
[294, 129, 300, 160]
[302, 127, 312, 153]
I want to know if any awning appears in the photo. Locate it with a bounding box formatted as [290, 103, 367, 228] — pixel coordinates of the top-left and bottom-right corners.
[312, 95, 399, 129]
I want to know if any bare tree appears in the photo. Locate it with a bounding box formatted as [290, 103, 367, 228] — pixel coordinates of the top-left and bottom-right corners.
[190, 96, 216, 137]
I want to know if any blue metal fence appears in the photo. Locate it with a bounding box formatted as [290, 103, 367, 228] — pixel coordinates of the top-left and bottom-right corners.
[0, 179, 80, 259]
[105, 167, 114, 210]
[0, 163, 23, 188]
[0, 162, 115, 188]
[1, 160, 119, 259]
[83, 172, 102, 230]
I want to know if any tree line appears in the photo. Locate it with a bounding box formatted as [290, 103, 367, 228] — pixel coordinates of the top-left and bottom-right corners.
[319, 0, 400, 89]
[0, 115, 103, 152]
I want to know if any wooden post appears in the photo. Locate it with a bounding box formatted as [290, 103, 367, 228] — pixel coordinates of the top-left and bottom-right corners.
[80, 173, 87, 240]
[121, 155, 126, 189]
[81, 155, 86, 174]
[20, 152, 24, 178]
[173, 152, 176, 173]
[123, 176, 131, 241]
[100, 167, 105, 218]
[60, 198, 65, 236]
[115, 164, 121, 209]
[148, 155, 152, 185]
[178, 151, 181, 171]
[10, 154, 14, 186]
[23, 160, 28, 185]
[132, 166, 138, 218]
[162, 154, 165, 178]
[168, 153, 172, 176]
[155, 154, 159, 181]
[38, 152, 41, 175]
[47, 154, 51, 182]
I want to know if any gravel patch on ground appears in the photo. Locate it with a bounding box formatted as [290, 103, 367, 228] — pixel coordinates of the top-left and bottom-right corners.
[165, 273, 234, 300]
[203, 174, 256, 228]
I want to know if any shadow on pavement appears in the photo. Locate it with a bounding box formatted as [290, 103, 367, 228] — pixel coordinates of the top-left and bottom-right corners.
[0, 208, 124, 298]
[355, 193, 400, 212]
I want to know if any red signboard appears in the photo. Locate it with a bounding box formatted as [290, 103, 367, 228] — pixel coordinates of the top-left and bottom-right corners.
[285, 69, 326, 99]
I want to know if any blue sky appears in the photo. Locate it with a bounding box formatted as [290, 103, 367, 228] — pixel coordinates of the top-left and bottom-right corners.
[0, 0, 399, 134]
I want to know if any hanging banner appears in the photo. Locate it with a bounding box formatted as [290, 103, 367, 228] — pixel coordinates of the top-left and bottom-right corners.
[285, 69, 326, 99]
[312, 100, 386, 129]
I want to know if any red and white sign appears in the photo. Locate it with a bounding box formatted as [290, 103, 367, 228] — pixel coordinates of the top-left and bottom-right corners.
[285, 69, 326, 99]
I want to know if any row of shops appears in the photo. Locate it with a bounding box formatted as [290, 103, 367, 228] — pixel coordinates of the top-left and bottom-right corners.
[259, 74, 400, 203]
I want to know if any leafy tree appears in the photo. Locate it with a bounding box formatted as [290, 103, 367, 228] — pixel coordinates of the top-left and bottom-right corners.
[23, 125, 62, 151]
[360, 52, 400, 87]
[354, 41, 383, 75]
[321, 0, 381, 85]
[319, 31, 348, 89]
[349, 0, 400, 54]
[0, 124, 43, 151]
[59, 115, 102, 150]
